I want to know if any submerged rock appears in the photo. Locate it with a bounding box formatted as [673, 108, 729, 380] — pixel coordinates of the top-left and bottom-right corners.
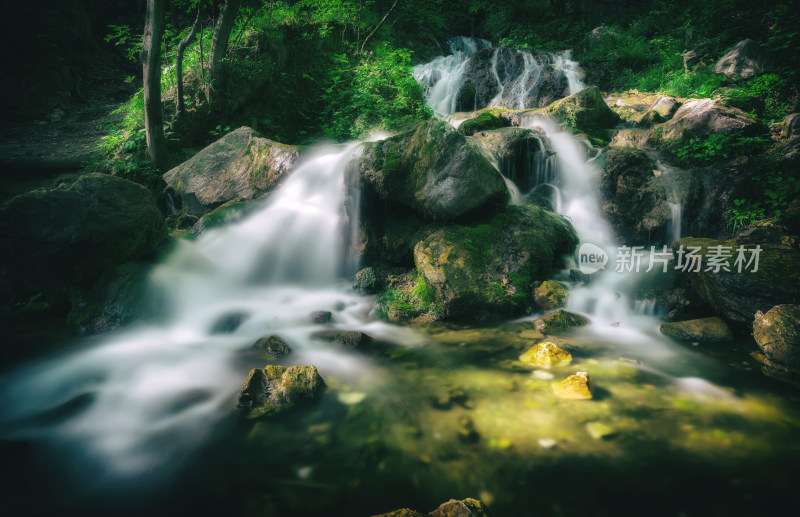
[753, 304, 800, 383]
[457, 415, 480, 444]
[552, 371, 592, 400]
[311, 330, 374, 349]
[533, 309, 589, 333]
[312, 311, 333, 324]
[660, 317, 733, 342]
[359, 118, 507, 221]
[353, 267, 384, 294]
[713, 39, 770, 79]
[236, 365, 325, 418]
[532, 280, 569, 310]
[519, 341, 572, 368]
[0, 173, 165, 310]
[253, 335, 291, 357]
[545, 86, 620, 136]
[413, 205, 577, 319]
[164, 127, 300, 217]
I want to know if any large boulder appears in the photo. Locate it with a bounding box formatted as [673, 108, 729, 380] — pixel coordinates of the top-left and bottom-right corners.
[600, 148, 670, 244]
[235, 365, 325, 418]
[0, 173, 165, 307]
[413, 205, 577, 319]
[713, 39, 770, 79]
[545, 86, 620, 136]
[753, 304, 800, 383]
[469, 127, 555, 192]
[659, 317, 733, 342]
[656, 99, 763, 141]
[164, 127, 300, 217]
[359, 118, 507, 221]
[674, 237, 800, 326]
[457, 47, 571, 111]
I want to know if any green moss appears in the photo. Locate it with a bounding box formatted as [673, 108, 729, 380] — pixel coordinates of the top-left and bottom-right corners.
[459, 111, 506, 136]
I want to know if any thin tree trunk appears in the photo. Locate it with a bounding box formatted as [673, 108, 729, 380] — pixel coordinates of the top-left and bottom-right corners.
[142, 0, 166, 170]
[208, 0, 241, 100]
[176, 7, 201, 119]
[359, 0, 399, 55]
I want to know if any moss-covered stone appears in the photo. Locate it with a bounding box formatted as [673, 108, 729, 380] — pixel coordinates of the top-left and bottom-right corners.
[458, 111, 506, 136]
[311, 330, 374, 349]
[532, 280, 569, 310]
[660, 317, 733, 342]
[164, 127, 300, 217]
[359, 118, 507, 221]
[533, 309, 589, 333]
[252, 335, 291, 357]
[519, 341, 573, 368]
[235, 365, 325, 418]
[552, 371, 592, 400]
[545, 86, 620, 139]
[413, 205, 578, 320]
[372, 498, 492, 517]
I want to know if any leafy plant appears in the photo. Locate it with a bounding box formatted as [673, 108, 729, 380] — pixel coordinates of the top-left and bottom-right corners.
[665, 131, 770, 167]
[727, 199, 765, 235]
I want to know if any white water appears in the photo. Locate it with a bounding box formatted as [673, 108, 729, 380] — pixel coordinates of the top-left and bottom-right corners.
[413, 37, 585, 116]
[669, 201, 683, 243]
[0, 138, 423, 479]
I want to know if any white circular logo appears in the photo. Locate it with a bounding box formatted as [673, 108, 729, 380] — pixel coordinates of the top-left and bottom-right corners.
[577, 242, 608, 275]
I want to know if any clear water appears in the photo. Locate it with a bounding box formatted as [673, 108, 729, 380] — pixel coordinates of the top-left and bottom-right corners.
[2, 42, 800, 517]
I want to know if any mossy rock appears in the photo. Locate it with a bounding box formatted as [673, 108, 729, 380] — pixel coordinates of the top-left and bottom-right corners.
[545, 86, 620, 140]
[660, 317, 733, 342]
[753, 304, 800, 384]
[252, 335, 291, 357]
[674, 237, 800, 325]
[458, 111, 506, 136]
[413, 205, 578, 320]
[519, 341, 573, 368]
[311, 330, 374, 349]
[533, 309, 589, 333]
[372, 497, 492, 517]
[235, 365, 325, 418]
[552, 371, 592, 400]
[532, 280, 569, 310]
[359, 118, 507, 221]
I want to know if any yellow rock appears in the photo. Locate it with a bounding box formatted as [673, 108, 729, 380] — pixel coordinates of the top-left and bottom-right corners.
[519, 342, 572, 368]
[552, 371, 592, 400]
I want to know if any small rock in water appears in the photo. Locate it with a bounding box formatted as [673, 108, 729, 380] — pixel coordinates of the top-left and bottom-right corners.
[585, 421, 616, 440]
[236, 365, 326, 418]
[431, 387, 469, 410]
[337, 392, 367, 405]
[252, 335, 291, 357]
[533, 309, 589, 334]
[519, 342, 572, 368]
[538, 438, 557, 449]
[312, 311, 333, 324]
[311, 329, 374, 349]
[552, 371, 592, 400]
[457, 415, 480, 444]
[296, 466, 313, 480]
[210, 311, 249, 334]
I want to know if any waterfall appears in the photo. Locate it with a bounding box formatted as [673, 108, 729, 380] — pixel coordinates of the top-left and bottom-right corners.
[668, 201, 683, 243]
[0, 138, 418, 479]
[413, 37, 585, 116]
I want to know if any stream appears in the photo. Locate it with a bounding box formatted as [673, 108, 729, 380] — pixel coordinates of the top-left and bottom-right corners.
[2, 38, 800, 517]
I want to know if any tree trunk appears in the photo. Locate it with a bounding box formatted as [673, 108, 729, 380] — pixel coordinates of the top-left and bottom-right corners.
[208, 0, 241, 101]
[176, 7, 201, 120]
[142, 0, 166, 170]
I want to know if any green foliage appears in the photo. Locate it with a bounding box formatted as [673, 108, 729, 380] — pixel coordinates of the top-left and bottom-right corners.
[727, 199, 766, 235]
[724, 74, 798, 122]
[664, 131, 770, 167]
[323, 44, 432, 140]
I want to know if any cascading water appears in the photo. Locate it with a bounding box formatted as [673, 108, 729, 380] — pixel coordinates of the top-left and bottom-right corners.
[0, 138, 420, 480]
[413, 37, 585, 116]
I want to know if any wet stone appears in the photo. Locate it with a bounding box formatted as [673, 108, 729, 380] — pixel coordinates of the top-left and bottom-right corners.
[552, 371, 592, 400]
